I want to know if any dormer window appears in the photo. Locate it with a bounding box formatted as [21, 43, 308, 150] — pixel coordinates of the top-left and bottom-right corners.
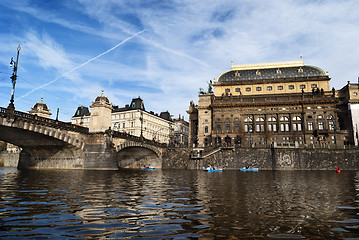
[256, 70, 261, 76]
[276, 68, 282, 75]
[298, 67, 304, 73]
[235, 71, 240, 77]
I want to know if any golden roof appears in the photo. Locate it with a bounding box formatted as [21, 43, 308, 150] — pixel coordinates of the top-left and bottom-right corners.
[231, 60, 304, 70]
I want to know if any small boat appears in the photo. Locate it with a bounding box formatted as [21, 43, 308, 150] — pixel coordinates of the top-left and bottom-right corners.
[240, 168, 259, 172]
[203, 167, 223, 172]
[141, 166, 155, 170]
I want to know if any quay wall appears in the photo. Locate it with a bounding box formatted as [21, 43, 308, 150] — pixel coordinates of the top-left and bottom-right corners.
[1, 147, 358, 170]
[163, 148, 359, 170]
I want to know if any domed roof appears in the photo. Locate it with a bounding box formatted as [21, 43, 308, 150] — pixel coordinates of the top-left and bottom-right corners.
[94, 90, 110, 104]
[29, 97, 51, 118]
[217, 60, 327, 82]
[31, 97, 49, 111]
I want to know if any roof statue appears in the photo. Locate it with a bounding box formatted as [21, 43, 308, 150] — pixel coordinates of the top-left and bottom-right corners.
[207, 79, 213, 94]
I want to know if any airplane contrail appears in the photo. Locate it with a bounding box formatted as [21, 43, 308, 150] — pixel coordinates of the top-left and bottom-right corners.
[17, 29, 146, 101]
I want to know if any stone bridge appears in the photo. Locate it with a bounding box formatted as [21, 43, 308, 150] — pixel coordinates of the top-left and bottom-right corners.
[0, 107, 167, 170]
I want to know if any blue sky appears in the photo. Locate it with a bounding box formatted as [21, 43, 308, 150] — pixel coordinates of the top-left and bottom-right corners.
[0, 0, 358, 121]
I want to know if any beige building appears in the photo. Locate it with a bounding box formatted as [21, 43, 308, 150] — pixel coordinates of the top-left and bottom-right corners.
[72, 92, 173, 144]
[188, 59, 359, 148]
[172, 115, 189, 147]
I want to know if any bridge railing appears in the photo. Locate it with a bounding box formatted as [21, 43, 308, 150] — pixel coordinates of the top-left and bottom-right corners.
[109, 129, 167, 148]
[0, 107, 89, 134]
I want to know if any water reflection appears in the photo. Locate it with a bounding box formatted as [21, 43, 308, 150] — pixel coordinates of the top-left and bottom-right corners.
[0, 168, 358, 239]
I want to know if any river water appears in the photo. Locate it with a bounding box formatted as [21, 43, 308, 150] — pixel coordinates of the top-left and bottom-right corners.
[0, 168, 358, 239]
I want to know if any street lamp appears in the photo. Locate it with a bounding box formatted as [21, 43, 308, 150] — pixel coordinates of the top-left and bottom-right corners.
[8, 44, 21, 112]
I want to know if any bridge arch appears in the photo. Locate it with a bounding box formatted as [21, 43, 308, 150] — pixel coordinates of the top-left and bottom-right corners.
[115, 141, 162, 168]
[0, 108, 88, 169]
[0, 110, 87, 150]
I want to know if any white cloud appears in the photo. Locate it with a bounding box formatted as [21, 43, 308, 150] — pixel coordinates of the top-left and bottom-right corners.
[1, 0, 359, 121]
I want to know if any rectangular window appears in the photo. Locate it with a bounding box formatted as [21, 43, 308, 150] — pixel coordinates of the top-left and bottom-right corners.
[225, 88, 230, 92]
[318, 122, 324, 130]
[329, 122, 334, 130]
[300, 85, 306, 89]
[216, 125, 221, 131]
[256, 124, 260, 132]
[289, 85, 294, 90]
[267, 86, 272, 91]
[278, 86, 284, 90]
[235, 88, 240, 92]
[123, 123, 125, 128]
[308, 122, 313, 130]
[311, 84, 317, 88]
[226, 124, 230, 131]
[293, 123, 297, 131]
[285, 123, 290, 131]
[246, 87, 251, 92]
[268, 124, 272, 132]
[235, 124, 239, 131]
[256, 87, 262, 91]
[298, 124, 302, 131]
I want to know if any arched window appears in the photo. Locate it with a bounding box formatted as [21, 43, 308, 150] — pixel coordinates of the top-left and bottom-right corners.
[280, 116, 289, 121]
[256, 117, 265, 122]
[327, 115, 333, 120]
[268, 117, 276, 122]
[292, 116, 301, 121]
[244, 116, 253, 122]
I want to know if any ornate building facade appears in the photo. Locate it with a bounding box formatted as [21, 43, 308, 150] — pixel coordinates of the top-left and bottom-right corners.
[172, 114, 189, 147]
[71, 91, 174, 144]
[188, 60, 359, 148]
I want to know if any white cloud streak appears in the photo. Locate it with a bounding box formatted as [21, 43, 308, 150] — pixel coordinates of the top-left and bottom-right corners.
[17, 29, 146, 101]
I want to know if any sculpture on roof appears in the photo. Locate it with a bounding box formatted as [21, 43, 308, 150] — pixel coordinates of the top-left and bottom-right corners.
[199, 80, 214, 95]
[207, 79, 213, 94]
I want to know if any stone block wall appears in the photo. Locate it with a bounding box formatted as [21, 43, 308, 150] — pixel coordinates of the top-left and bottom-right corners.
[0, 152, 19, 167]
[166, 147, 359, 170]
[84, 134, 118, 170]
[162, 148, 191, 169]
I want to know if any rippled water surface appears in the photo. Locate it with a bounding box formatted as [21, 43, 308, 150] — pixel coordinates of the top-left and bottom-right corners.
[0, 168, 358, 239]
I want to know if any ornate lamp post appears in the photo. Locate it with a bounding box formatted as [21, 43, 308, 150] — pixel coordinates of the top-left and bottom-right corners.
[7, 44, 21, 113]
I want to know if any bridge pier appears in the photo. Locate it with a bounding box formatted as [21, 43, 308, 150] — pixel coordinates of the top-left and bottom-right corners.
[83, 134, 118, 170]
